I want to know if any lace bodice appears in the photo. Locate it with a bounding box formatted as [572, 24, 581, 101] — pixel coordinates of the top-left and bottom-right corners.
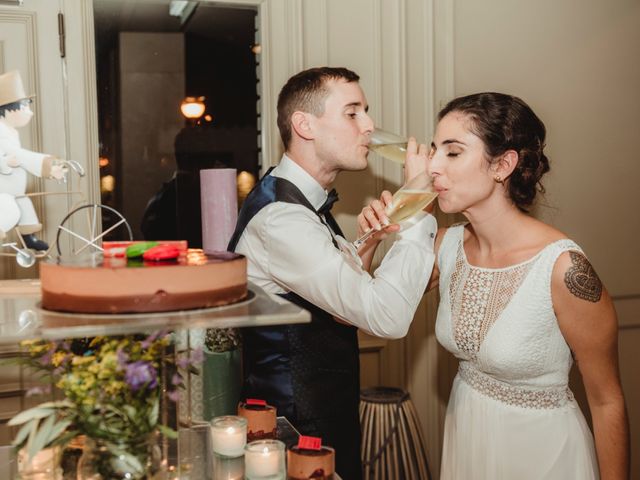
[435, 224, 582, 405]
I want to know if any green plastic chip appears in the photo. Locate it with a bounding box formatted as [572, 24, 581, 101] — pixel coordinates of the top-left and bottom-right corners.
[125, 241, 158, 258]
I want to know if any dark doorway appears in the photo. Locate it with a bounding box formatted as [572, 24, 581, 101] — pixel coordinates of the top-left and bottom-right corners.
[93, 0, 259, 246]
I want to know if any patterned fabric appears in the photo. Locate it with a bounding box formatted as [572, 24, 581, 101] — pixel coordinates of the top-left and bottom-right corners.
[449, 240, 534, 359]
[458, 361, 574, 409]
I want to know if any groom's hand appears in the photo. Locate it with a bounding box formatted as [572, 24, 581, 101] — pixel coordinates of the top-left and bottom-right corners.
[357, 190, 400, 244]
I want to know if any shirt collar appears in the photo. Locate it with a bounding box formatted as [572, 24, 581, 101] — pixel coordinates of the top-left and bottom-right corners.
[271, 154, 329, 211]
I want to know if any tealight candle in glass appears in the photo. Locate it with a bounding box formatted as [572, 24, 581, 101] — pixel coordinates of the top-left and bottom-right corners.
[213, 454, 244, 480]
[210, 416, 247, 458]
[244, 440, 286, 480]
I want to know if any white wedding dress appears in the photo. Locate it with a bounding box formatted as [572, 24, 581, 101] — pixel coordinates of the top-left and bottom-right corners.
[436, 224, 599, 479]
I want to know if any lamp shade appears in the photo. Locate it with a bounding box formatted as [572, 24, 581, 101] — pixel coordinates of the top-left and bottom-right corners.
[180, 96, 206, 119]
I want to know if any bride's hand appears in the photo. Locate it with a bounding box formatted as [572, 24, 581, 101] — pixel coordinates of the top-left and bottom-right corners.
[357, 190, 400, 243]
[404, 137, 430, 182]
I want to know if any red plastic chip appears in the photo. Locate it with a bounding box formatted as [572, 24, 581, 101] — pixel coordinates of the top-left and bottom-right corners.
[142, 245, 180, 261]
[297, 435, 322, 450]
[246, 398, 267, 406]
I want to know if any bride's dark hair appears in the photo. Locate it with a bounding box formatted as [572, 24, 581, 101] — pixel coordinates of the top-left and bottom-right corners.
[438, 92, 550, 212]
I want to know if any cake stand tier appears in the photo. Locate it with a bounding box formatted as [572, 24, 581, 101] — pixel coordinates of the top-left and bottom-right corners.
[0, 279, 309, 344]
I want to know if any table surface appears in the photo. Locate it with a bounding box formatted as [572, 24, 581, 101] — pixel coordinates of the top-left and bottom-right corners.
[181, 417, 342, 480]
[0, 279, 310, 345]
[0, 418, 343, 479]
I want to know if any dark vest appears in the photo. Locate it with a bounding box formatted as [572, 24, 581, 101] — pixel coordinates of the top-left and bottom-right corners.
[228, 169, 362, 479]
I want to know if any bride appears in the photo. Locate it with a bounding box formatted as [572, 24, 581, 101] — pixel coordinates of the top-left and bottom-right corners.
[358, 92, 629, 479]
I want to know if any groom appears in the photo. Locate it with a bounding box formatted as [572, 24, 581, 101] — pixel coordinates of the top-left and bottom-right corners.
[227, 67, 437, 479]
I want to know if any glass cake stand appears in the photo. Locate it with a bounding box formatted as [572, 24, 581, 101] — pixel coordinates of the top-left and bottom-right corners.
[0, 278, 314, 478]
[0, 279, 310, 344]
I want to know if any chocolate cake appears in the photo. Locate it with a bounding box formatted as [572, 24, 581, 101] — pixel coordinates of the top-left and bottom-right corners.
[40, 248, 247, 314]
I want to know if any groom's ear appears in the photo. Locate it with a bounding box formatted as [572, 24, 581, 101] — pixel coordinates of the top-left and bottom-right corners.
[291, 111, 314, 141]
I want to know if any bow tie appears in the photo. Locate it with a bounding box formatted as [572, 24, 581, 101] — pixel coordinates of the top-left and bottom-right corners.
[318, 189, 339, 215]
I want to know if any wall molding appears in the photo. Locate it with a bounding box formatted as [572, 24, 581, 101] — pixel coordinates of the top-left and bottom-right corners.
[301, 0, 327, 66]
[76, 0, 99, 205]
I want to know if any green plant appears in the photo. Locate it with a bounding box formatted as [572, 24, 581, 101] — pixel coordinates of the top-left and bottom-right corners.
[204, 328, 241, 353]
[9, 332, 201, 471]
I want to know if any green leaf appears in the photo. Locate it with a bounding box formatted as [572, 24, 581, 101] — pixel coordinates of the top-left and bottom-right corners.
[29, 400, 72, 410]
[50, 430, 79, 448]
[157, 424, 177, 439]
[111, 450, 144, 475]
[12, 419, 36, 448]
[148, 399, 158, 427]
[28, 414, 55, 460]
[45, 419, 72, 446]
[8, 406, 54, 426]
[123, 405, 137, 421]
[24, 417, 38, 461]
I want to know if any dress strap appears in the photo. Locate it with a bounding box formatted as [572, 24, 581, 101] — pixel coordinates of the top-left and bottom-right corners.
[536, 238, 585, 294]
[540, 238, 584, 267]
[437, 223, 466, 276]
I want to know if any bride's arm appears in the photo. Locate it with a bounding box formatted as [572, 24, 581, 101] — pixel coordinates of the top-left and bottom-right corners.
[552, 251, 629, 480]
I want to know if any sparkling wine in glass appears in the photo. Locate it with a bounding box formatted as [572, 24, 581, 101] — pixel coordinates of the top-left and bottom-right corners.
[353, 171, 437, 250]
[368, 128, 408, 164]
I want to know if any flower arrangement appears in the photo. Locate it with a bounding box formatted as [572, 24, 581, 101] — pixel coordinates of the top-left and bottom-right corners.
[9, 332, 201, 479]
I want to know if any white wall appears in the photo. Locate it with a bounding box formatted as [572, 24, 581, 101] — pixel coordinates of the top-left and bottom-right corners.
[452, 0, 640, 476]
[454, 0, 640, 296]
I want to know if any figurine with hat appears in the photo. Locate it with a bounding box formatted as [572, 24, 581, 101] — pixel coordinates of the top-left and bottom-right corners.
[0, 70, 67, 251]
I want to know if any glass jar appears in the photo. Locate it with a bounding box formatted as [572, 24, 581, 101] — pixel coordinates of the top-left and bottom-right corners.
[76, 434, 161, 480]
[16, 446, 63, 480]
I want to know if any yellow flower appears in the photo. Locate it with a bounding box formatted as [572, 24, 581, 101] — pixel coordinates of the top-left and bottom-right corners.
[52, 351, 67, 367]
[72, 355, 95, 366]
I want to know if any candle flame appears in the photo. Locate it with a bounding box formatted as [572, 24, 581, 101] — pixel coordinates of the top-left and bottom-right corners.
[226, 427, 235, 434]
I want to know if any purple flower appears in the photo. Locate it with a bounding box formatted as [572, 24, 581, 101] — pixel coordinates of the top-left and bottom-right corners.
[176, 347, 204, 369]
[39, 348, 54, 366]
[167, 390, 180, 402]
[26, 385, 51, 397]
[176, 356, 190, 369]
[141, 329, 169, 349]
[116, 348, 129, 369]
[124, 361, 157, 391]
[171, 374, 183, 386]
[190, 347, 204, 364]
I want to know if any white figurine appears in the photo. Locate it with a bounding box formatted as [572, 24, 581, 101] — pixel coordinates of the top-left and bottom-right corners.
[0, 70, 66, 251]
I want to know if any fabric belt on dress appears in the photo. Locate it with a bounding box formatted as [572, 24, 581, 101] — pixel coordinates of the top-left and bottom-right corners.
[458, 361, 575, 410]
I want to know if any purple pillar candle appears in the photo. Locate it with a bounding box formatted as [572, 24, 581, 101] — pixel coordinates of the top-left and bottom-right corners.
[200, 168, 238, 253]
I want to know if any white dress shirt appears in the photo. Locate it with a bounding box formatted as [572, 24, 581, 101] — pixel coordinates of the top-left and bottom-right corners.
[235, 154, 437, 339]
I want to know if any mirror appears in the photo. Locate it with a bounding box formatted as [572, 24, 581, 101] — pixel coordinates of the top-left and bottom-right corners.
[93, 0, 260, 246]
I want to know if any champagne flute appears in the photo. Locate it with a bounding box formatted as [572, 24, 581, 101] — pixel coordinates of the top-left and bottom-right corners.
[353, 171, 437, 250]
[368, 128, 408, 164]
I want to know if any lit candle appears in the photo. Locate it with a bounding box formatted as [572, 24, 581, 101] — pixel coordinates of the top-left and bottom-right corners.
[244, 440, 286, 479]
[210, 416, 247, 458]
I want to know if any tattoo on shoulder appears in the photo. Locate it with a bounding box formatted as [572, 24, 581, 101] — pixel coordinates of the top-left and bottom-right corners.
[563, 251, 602, 303]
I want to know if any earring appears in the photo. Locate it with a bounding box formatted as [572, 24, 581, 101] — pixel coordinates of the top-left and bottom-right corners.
[494, 175, 503, 184]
